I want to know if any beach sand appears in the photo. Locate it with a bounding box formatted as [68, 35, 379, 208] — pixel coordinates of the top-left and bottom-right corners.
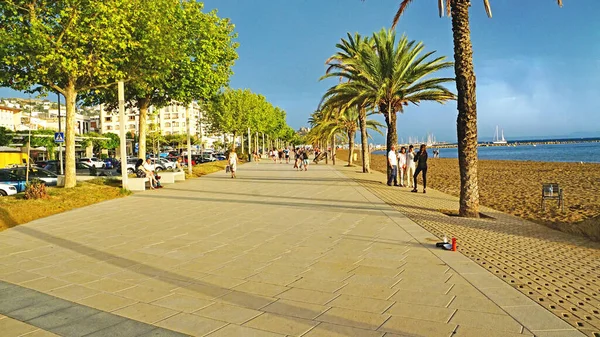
[335, 150, 600, 240]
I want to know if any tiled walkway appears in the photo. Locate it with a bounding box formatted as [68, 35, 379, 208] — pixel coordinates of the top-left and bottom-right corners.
[0, 160, 583, 336]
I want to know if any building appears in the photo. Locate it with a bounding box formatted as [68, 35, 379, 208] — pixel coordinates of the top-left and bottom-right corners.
[0, 106, 22, 131]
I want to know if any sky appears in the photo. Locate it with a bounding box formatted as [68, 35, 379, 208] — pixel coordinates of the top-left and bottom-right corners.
[2, 0, 599, 143]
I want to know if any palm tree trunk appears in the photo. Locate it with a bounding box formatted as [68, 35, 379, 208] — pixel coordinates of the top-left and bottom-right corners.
[137, 96, 150, 160]
[63, 81, 77, 188]
[451, 0, 480, 218]
[383, 106, 397, 177]
[358, 108, 370, 173]
[347, 130, 355, 166]
[332, 135, 336, 165]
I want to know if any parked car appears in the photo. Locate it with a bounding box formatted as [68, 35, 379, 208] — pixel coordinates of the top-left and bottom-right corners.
[117, 158, 138, 174]
[154, 158, 176, 170]
[103, 158, 119, 169]
[0, 167, 58, 191]
[79, 157, 105, 168]
[0, 180, 19, 195]
[44, 161, 109, 176]
[213, 153, 226, 161]
[198, 153, 217, 163]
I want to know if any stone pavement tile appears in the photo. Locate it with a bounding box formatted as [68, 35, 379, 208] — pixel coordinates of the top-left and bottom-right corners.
[461, 272, 509, 289]
[51, 311, 126, 337]
[137, 277, 189, 292]
[47, 284, 100, 302]
[78, 263, 124, 278]
[115, 285, 173, 303]
[233, 280, 289, 297]
[449, 310, 523, 333]
[393, 279, 453, 294]
[303, 322, 384, 337]
[8, 298, 73, 321]
[309, 261, 358, 273]
[447, 284, 488, 299]
[327, 294, 394, 314]
[0, 316, 39, 336]
[57, 272, 101, 285]
[20, 278, 70, 292]
[287, 278, 346, 293]
[82, 319, 156, 337]
[532, 330, 587, 337]
[262, 299, 329, 320]
[389, 289, 455, 307]
[217, 290, 277, 310]
[77, 293, 137, 312]
[21, 329, 60, 337]
[277, 288, 339, 306]
[244, 312, 318, 336]
[30, 264, 75, 277]
[501, 305, 576, 331]
[453, 325, 533, 337]
[379, 316, 457, 336]
[103, 270, 154, 284]
[199, 274, 246, 289]
[247, 272, 301, 287]
[137, 327, 190, 337]
[206, 324, 285, 337]
[350, 265, 402, 278]
[113, 303, 178, 324]
[26, 305, 101, 330]
[171, 283, 232, 301]
[194, 302, 262, 324]
[300, 269, 352, 282]
[156, 313, 226, 336]
[151, 293, 213, 313]
[385, 302, 456, 323]
[480, 286, 535, 307]
[336, 283, 398, 300]
[84, 278, 136, 293]
[316, 307, 390, 330]
[345, 274, 400, 288]
[212, 266, 260, 279]
[356, 258, 405, 269]
[1, 271, 45, 284]
[448, 295, 507, 315]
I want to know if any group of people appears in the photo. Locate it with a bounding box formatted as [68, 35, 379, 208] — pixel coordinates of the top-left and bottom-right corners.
[268, 148, 291, 164]
[293, 148, 310, 171]
[387, 144, 428, 193]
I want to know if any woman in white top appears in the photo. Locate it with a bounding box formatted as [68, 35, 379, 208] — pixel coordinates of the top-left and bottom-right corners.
[228, 151, 238, 179]
[406, 145, 416, 188]
[398, 147, 407, 187]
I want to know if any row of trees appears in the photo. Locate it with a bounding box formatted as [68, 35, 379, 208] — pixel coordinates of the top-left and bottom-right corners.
[0, 0, 238, 188]
[205, 88, 300, 151]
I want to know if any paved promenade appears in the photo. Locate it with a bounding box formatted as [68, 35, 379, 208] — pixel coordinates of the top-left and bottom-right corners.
[0, 160, 586, 336]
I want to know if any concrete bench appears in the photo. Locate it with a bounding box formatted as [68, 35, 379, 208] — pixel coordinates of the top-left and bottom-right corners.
[173, 171, 185, 181]
[159, 172, 177, 184]
[128, 177, 148, 191]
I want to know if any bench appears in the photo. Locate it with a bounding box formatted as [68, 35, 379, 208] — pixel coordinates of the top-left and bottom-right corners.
[128, 177, 149, 191]
[541, 183, 564, 212]
[173, 171, 185, 181]
[159, 172, 177, 184]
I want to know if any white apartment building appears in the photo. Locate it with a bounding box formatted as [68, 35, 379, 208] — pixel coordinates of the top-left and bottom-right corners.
[0, 106, 22, 131]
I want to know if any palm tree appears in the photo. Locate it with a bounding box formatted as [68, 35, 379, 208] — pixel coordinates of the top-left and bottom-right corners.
[323, 29, 455, 177]
[386, 0, 563, 217]
[323, 33, 375, 172]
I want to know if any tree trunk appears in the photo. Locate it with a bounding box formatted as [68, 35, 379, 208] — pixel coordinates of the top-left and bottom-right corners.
[186, 105, 192, 175]
[358, 108, 370, 173]
[137, 97, 150, 160]
[451, 0, 480, 218]
[332, 135, 336, 165]
[383, 105, 397, 177]
[64, 82, 77, 188]
[232, 132, 236, 151]
[347, 130, 355, 166]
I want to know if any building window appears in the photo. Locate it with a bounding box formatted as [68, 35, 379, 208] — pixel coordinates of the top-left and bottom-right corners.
[105, 117, 112, 122]
[165, 122, 171, 127]
[107, 126, 112, 130]
[128, 124, 136, 129]
[173, 122, 179, 127]
[128, 115, 135, 121]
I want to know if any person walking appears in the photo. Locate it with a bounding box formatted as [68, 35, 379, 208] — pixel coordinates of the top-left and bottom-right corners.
[412, 144, 428, 193]
[302, 149, 309, 171]
[228, 150, 238, 179]
[386, 145, 399, 186]
[398, 146, 407, 187]
[406, 145, 416, 189]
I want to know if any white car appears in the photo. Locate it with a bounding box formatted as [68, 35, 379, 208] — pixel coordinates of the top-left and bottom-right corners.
[155, 158, 176, 170]
[0, 183, 17, 196]
[79, 157, 105, 168]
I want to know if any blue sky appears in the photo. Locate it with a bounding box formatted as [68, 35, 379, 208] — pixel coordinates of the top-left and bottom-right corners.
[2, 0, 599, 142]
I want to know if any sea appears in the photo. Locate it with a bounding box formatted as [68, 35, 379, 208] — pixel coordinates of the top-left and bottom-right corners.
[373, 141, 600, 163]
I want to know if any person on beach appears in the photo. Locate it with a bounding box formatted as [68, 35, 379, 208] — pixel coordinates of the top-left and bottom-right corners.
[412, 144, 428, 193]
[302, 149, 309, 171]
[398, 146, 407, 187]
[386, 145, 399, 186]
[228, 150, 238, 178]
[406, 145, 416, 189]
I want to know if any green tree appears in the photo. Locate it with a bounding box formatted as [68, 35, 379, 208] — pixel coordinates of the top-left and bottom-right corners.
[29, 130, 57, 160]
[385, 0, 563, 217]
[0, 127, 14, 147]
[322, 29, 454, 176]
[0, 0, 137, 188]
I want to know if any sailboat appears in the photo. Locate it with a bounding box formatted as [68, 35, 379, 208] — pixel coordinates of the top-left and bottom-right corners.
[493, 126, 507, 144]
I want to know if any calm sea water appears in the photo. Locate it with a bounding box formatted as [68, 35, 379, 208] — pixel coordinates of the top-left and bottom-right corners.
[374, 142, 600, 163]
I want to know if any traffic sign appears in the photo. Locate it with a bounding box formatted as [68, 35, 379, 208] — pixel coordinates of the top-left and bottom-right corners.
[54, 132, 64, 143]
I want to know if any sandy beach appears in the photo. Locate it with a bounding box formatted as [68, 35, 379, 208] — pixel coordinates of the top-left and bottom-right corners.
[336, 150, 600, 240]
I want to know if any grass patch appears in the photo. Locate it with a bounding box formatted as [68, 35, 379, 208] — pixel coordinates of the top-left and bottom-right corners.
[185, 161, 230, 179]
[0, 180, 131, 231]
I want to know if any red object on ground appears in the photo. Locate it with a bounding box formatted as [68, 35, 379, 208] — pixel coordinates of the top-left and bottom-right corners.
[451, 237, 457, 251]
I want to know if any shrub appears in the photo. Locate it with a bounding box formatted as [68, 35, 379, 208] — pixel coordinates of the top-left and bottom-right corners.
[24, 179, 49, 200]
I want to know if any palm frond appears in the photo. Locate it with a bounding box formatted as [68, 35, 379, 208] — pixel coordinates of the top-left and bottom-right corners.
[392, 0, 414, 29]
[483, 0, 492, 18]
